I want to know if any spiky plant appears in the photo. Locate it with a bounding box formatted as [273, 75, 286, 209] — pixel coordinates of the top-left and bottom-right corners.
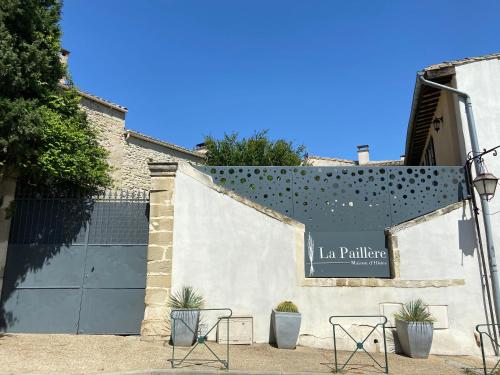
[168, 286, 205, 309]
[276, 301, 299, 313]
[394, 299, 435, 323]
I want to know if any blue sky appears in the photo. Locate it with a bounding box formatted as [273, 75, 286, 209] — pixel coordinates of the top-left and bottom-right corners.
[61, 1, 500, 161]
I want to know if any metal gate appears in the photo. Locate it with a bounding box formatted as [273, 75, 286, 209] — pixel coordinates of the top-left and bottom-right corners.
[0, 189, 149, 334]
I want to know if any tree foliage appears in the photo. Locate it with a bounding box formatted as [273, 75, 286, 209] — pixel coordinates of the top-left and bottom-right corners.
[0, 0, 111, 192]
[204, 130, 306, 166]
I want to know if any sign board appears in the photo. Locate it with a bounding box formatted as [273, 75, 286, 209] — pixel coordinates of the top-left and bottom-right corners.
[304, 231, 390, 278]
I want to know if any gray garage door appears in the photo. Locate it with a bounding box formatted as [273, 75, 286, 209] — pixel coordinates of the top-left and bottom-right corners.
[0, 190, 149, 334]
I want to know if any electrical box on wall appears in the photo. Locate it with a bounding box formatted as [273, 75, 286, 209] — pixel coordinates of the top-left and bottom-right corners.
[217, 316, 253, 345]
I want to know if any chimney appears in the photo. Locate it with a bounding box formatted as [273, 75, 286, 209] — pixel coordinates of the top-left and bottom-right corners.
[357, 145, 370, 165]
[59, 49, 70, 86]
[60, 48, 70, 66]
[194, 142, 208, 155]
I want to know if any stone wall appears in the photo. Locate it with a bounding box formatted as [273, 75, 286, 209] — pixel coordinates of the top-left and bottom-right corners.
[121, 136, 202, 191]
[80, 97, 203, 191]
[80, 97, 126, 188]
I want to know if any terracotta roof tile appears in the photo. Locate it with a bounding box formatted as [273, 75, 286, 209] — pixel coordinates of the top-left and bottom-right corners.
[424, 52, 500, 72]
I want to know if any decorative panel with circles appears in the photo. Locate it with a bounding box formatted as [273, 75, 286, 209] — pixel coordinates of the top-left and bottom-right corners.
[199, 166, 468, 230]
[203, 166, 294, 217]
[291, 167, 392, 231]
[387, 167, 468, 224]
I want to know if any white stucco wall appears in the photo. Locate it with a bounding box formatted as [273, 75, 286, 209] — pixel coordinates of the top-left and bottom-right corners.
[455, 59, 500, 264]
[394, 202, 485, 354]
[172, 164, 488, 355]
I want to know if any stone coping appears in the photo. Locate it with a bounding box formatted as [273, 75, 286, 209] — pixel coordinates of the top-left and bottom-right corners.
[300, 277, 465, 288]
[386, 200, 471, 235]
[178, 162, 305, 230]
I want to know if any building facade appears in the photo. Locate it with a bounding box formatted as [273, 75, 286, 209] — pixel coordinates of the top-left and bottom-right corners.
[150, 53, 500, 355]
[79, 91, 205, 191]
[2, 52, 500, 358]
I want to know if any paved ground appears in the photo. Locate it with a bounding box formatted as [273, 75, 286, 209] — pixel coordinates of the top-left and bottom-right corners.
[0, 334, 492, 374]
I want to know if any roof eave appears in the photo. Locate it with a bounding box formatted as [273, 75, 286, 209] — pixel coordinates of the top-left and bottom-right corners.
[125, 130, 207, 160]
[404, 67, 456, 165]
[403, 74, 423, 165]
[78, 90, 128, 113]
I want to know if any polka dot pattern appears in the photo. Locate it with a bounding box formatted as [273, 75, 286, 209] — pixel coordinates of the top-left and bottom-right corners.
[200, 166, 468, 230]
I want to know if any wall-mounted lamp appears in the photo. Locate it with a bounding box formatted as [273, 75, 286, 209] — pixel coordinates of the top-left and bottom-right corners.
[432, 116, 443, 132]
[473, 171, 499, 200]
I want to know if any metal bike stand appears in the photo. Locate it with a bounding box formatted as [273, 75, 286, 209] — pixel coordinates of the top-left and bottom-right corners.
[477, 324, 500, 375]
[170, 308, 232, 369]
[329, 315, 389, 374]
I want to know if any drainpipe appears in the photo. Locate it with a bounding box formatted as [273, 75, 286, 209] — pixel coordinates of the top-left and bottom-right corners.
[418, 73, 500, 333]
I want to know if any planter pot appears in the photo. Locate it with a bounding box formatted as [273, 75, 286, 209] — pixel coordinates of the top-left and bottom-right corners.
[171, 309, 200, 347]
[271, 309, 301, 349]
[395, 319, 433, 359]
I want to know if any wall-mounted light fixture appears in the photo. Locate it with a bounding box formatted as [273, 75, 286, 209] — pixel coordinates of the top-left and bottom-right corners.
[432, 116, 443, 132]
[473, 171, 499, 200]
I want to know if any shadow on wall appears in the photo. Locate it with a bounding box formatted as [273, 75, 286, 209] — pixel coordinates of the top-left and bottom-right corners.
[0, 185, 93, 330]
[458, 218, 478, 258]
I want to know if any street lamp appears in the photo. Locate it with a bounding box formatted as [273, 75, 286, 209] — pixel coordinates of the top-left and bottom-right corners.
[473, 172, 499, 200]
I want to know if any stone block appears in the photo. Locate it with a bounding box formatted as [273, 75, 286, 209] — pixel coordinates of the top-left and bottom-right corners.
[151, 177, 175, 192]
[147, 245, 165, 261]
[141, 319, 170, 336]
[336, 278, 347, 287]
[150, 191, 174, 205]
[148, 231, 173, 247]
[149, 217, 174, 232]
[149, 204, 174, 218]
[148, 260, 171, 273]
[147, 275, 171, 288]
[144, 305, 171, 320]
[348, 279, 361, 287]
[145, 288, 170, 305]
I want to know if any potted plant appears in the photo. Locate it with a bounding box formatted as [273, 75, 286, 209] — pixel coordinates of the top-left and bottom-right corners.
[271, 301, 301, 349]
[394, 299, 435, 358]
[168, 286, 205, 347]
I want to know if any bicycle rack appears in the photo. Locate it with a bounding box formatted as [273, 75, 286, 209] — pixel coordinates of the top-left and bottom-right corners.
[170, 308, 232, 369]
[476, 324, 500, 375]
[329, 315, 389, 374]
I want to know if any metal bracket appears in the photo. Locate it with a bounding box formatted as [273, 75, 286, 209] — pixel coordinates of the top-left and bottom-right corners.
[329, 315, 389, 374]
[170, 308, 232, 369]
